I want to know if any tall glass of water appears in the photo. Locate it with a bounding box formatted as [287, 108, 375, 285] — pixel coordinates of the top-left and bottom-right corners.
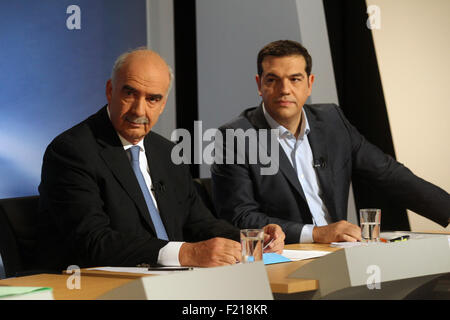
[240, 229, 264, 263]
[359, 209, 381, 242]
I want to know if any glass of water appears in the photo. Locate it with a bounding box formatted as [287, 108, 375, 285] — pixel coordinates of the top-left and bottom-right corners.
[240, 229, 264, 263]
[359, 209, 381, 242]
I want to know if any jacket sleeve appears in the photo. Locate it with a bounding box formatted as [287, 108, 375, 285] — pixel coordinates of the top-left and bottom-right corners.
[38, 136, 168, 269]
[335, 105, 450, 227]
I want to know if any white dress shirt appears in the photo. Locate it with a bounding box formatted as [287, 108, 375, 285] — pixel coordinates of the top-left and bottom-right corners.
[262, 104, 333, 243]
[107, 106, 183, 266]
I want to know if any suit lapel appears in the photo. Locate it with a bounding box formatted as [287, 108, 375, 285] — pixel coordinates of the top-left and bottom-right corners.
[304, 106, 337, 220]
[92, 107, 157, 235]
[277, 147, 309, 203]
[247, 106, 308, 202]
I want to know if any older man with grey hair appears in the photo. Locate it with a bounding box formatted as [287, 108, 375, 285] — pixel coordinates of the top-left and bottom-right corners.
[36, 48, 286, 271]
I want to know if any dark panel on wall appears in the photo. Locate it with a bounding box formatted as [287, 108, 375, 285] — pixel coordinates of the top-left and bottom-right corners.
[173, 0, 199, 178]
[323, 0, 410, 231]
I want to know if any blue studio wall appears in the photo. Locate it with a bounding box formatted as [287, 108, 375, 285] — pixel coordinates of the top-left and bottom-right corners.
[0, 0, 147, 278]
[0, 0, 147, 198]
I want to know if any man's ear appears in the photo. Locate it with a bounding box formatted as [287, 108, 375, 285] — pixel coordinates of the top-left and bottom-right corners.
[307, 74, 315, 95]
[255, 74, 262, 96]
[106, 79, 113, 103]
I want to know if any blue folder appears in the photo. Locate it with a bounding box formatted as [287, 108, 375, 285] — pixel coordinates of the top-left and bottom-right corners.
[263, 253, 292, 265]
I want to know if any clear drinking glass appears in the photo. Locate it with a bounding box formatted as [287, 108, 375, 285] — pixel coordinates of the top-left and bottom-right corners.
[240, 229, 264, 263]
[359, 209, 381, 242]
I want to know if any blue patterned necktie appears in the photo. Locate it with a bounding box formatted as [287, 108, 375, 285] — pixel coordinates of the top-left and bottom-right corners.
[129, 145, 168, 240]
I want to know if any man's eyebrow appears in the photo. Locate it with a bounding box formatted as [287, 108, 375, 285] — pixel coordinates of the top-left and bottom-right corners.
[265, 73, 280, 78]
[264, 72, 305, 78]
[146, 93, 163, 99]
[122, 84, 137, 92]
[290, 73, 305, 78]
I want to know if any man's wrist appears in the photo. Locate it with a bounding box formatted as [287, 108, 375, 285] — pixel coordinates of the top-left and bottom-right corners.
[178, 242, 195, 266]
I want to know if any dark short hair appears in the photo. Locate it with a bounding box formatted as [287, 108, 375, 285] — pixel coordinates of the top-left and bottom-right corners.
[257, 40, 312, 76]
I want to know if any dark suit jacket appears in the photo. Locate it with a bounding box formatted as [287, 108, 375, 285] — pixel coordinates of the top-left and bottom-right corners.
[211, 104, 450, 244]
[37, 106, 239, 270]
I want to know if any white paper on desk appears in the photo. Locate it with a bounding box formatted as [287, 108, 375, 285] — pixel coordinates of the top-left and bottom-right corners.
[86, 267, 193, 275]
[330, 242, 365, 248]
[281, 250, 330, 261]
[380, 231, 450, 246]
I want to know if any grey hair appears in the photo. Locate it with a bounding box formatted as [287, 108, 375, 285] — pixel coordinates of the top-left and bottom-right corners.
[110, 46, 174, 96]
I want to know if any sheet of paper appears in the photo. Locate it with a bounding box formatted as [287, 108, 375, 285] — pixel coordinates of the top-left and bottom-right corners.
[86, 267, 193, 275]
[330, 232, 450, 247]
[281, 249, 331, 261]
[91, 254, 293, 273]
[381, 231, 450, 241]
[381, 231, 450, 246]
[330, 242, 365, 248]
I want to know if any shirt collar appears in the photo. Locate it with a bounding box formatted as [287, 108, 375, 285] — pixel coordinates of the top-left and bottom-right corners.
[106, 105, 145, 152]
[262, 103, 310, 140]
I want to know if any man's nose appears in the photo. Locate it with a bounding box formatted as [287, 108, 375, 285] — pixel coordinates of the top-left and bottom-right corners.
[130, 96, 146, 115]
[279, 79, 291, 95]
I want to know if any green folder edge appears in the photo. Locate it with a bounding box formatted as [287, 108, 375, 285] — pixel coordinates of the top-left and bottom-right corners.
[0, 286, 53, 298]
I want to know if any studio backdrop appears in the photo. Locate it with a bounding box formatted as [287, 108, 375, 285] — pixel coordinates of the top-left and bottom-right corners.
[0, 0, 147, 198]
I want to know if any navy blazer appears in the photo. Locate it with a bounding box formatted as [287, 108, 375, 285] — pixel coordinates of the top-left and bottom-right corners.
[37, 106, 239, 270]
[211, 104, 450, 244]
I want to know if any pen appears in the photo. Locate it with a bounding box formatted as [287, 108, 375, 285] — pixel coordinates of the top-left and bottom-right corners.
[389, 235, 409, 242]
[380, 235, 410, 243]
[263, 239, 274, 251]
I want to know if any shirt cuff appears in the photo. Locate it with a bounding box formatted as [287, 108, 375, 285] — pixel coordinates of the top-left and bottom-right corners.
[157, 241, 185, 266]
[299, 224, 315, 243]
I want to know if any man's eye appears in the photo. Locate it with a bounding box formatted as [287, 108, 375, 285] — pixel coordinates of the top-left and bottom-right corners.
[147, 96, 161, 102]
[126, 91, 133, 95]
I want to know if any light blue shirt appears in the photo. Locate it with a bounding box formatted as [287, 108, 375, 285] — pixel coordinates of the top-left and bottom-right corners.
[262, 104, 332, 243]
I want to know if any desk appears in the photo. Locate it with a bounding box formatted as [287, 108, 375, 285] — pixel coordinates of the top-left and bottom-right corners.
[0, 244, 338, 299]
[267, 244, 339, 294]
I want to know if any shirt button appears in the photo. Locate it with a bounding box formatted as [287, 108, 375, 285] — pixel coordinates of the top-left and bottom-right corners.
[301, 174, 304, 179]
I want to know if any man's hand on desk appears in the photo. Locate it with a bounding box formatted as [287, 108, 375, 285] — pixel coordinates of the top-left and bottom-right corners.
[312, 220, 362, 243]
[178, 237, 241, 267]
[262, 224, 285, 253]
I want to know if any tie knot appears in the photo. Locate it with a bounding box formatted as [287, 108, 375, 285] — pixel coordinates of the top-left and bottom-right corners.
[130, 145, 141, 162]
